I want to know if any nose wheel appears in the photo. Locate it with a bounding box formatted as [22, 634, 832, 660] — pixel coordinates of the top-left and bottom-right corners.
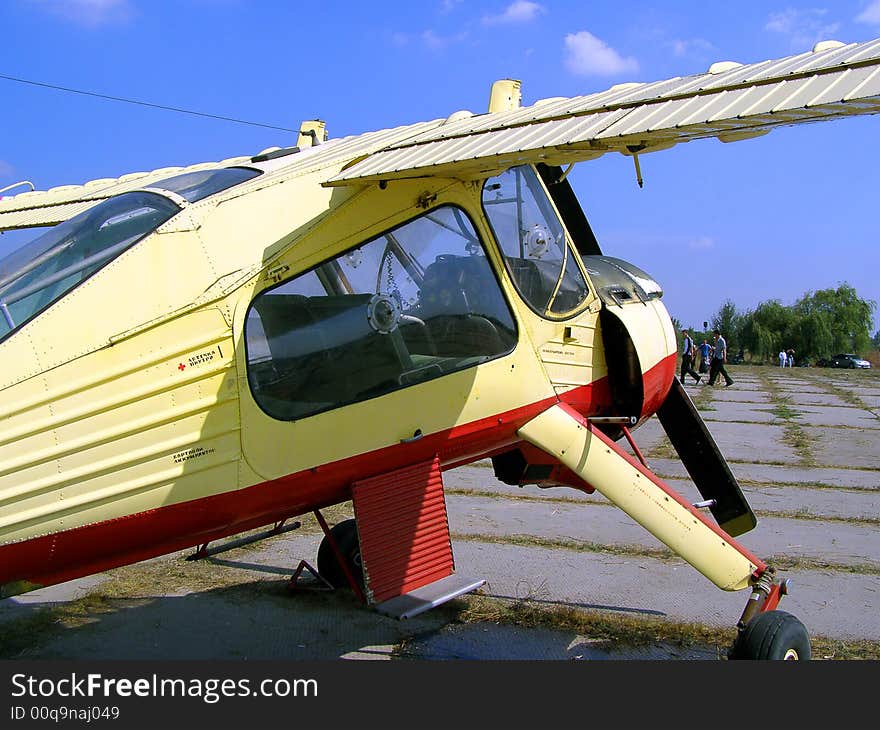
[728, 569, 811, 660]
[729, 610, 811, 660]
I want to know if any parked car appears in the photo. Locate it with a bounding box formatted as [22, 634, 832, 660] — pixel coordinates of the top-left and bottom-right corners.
[829, 353, 872, 369]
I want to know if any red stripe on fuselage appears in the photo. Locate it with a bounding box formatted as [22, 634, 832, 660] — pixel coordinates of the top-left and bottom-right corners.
[2, 377, 618, 592]
[0, 353, 677, 594]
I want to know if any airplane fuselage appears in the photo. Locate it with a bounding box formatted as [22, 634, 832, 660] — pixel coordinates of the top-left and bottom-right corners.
[0, 152, 676, 596]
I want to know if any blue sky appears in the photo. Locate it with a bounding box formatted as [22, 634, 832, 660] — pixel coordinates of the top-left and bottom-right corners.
[1, 0, 879, 334]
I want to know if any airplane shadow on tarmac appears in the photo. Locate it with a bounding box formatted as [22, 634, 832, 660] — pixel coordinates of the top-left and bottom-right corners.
[0, 559, 719, 662]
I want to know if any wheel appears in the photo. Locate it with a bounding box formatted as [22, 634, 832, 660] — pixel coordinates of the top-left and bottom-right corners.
[729, 610, 811, 660]
[316, 519, 364, 590]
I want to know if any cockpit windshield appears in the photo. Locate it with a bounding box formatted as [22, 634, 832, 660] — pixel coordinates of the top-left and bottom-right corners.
[148, 167, 260, 203]
[0, 166, 260, 342]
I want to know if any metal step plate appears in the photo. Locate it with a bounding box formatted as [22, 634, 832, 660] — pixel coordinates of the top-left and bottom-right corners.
[375, 574, 486, 620]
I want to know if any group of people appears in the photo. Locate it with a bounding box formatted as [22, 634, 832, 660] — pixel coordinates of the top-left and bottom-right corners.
[680, 330, 796, 381]
[680, 329, 734, 387]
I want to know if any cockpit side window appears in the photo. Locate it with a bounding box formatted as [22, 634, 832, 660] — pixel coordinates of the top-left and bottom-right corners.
[482, 165, 591, 318]
[245, 205, 517, 421]
[0, 192, 179, 341]
[0, 166, 262, 342]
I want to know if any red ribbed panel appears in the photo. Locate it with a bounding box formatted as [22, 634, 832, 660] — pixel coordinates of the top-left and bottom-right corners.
[352, 455, 453, 604]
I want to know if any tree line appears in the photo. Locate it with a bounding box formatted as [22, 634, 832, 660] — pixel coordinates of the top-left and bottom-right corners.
[676, 283, 877, 365]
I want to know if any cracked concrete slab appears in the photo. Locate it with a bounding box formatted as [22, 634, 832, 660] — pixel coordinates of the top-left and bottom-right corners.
[452, 542, 880, 641]
[701, 388, 772, 403]
[650, 458, 880, 491]
[771, 383, 833, 394]
[794, 405, 879, 428]
[446, 467, 880, 523]
[444, 493, 880, 568]
[803, 427, 880, 469]
[700, 421, 801, 463]
[651, 477, 880, 523]
[774, 392, 853, 406]
[701, 402, 782, 423]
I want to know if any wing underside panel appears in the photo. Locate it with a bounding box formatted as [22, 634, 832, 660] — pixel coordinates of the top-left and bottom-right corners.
[326, 38, 880, 185]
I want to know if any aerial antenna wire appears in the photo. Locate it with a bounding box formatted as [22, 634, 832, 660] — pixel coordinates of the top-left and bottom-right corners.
[0, 73, 297, 132]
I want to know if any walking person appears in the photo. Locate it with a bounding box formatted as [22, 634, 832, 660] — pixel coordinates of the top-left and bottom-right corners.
[779, 349, 787, 367]
[698, 339, 713, 374]
[679, 329, 701, 384]
[786, 348, 795, 368]
[708, 329, 734, 387]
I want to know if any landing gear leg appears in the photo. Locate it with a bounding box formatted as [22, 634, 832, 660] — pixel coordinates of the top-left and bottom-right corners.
[728, 569, 811, 660]
[314, 512, 366, 603]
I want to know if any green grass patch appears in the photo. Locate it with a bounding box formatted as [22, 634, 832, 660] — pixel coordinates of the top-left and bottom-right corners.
[645, 434, 678, 460]
[0, 610, 63, 658]
[761, 554, 880, 576]
[756, 372, 818, 467]
[451, 531, 679, 561]
[692, 383, 717, 411]
[453, 531, 880, 577]
[432, 593, 880, 660]
[446, 487, 591, 504]
[754, 509, 880, 529]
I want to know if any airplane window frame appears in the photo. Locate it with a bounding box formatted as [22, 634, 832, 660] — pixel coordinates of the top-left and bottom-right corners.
[244, 204, 519, 423]
[0, 166, 264, 344]
[481, 164, 593, 321]
[0, 191, 181, 343]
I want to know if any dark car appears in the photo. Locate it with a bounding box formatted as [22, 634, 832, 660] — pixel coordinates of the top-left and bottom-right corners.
[829, 353, 871, 369]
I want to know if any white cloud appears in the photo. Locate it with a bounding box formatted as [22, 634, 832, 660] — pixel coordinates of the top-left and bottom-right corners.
[483, 1, 546, 26]
[29, 0, 133, 28]
[563, 31, 639, 76]
[688, 236, 715, 251]
[765, 8, 840, 48]
[441, 0, 463, 12]
[670, 37, 715, 58]
[421, 29, 469, 50]
[856, 1, 880, 24]
[0, 160, 14, 179]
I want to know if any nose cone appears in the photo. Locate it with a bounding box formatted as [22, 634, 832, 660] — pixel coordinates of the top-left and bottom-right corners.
[591, 255, 677, 422]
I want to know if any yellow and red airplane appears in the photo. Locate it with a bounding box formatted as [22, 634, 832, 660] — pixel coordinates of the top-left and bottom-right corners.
[1, 37, 878, 659]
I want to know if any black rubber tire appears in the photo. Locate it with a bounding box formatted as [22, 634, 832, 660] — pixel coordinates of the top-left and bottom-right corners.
[729, 610, 811, 660]
[316, 519, 364, 590]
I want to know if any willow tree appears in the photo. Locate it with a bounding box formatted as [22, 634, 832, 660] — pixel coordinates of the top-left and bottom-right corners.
[711, 300, 743, 349]
[794, 284, 875, 356]
[738, 300, 794, 361]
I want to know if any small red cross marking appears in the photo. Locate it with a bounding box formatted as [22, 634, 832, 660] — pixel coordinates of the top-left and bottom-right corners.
[178, 363, 186, 371]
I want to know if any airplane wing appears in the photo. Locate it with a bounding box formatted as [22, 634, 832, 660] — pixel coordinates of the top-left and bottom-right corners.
[326, 37, 880, 186]
[4, 38, 878, 230]
[0, 119, 444, 233]
[0, 158, 251, 232]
